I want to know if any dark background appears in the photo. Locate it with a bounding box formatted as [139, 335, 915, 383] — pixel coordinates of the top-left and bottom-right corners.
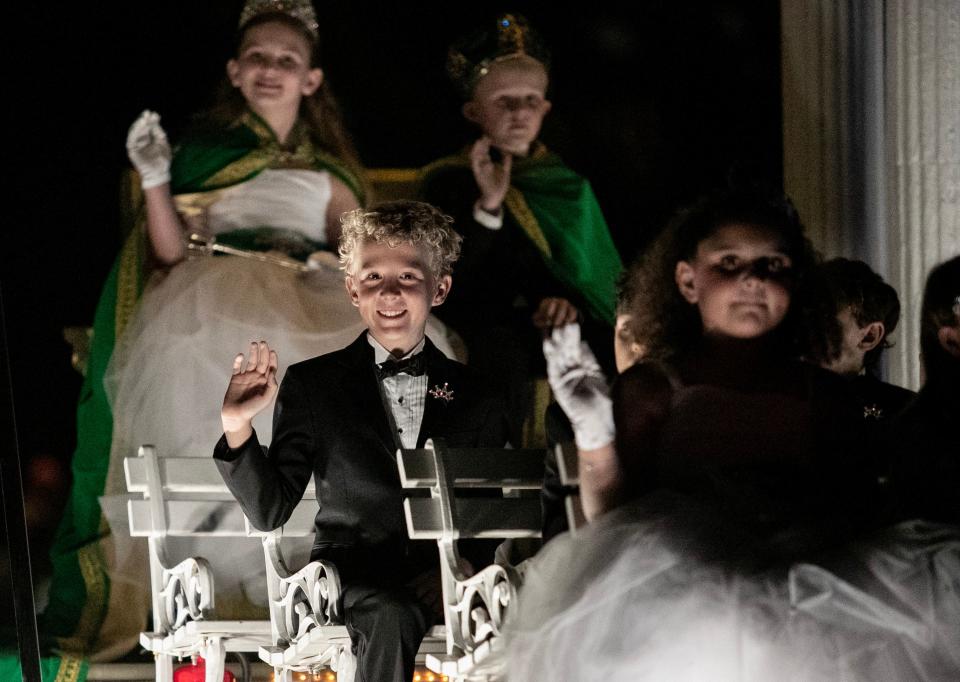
[2, 0, 781, 602]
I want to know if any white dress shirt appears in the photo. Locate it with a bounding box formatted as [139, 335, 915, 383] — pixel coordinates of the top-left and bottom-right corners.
[368, 334, 428, 449]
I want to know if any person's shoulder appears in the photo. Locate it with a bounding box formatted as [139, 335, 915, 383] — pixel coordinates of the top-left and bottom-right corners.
[419, 150, 471, 178]
[796, 361, 851, 395]
[871, 376, 916, 407]
[516, 144, 583, 178]
[436, 354, 491, 388]
[892, 381, 956, 432]
[175, 116, 251, 156]
[795, 362, 861, 409]
[285, 335, 368, 379]
[427, 348, 504, 404]
[418, 151, 473, 193]
[287, 352, 337, 374]
[847, 374, 915, 415]
[612, 360, 679, 421]
[615, 360, 678, 392]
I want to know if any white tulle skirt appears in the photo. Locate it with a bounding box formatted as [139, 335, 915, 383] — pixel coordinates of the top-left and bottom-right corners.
[98, 254, 461, 624]
[506, 495, 960, 681]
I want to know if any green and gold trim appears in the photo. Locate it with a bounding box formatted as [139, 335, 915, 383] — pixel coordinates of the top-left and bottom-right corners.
[504, 188, 551, 258]
[52, 654, 85, 682]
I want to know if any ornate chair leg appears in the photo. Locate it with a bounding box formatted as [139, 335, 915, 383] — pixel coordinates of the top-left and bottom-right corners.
[333, 644, 357, 682]
[203, 638, 225, 682]
[155, 652, 173, 682]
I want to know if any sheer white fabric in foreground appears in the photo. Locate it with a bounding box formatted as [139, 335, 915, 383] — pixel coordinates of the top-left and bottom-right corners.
[506, 496, 960, 681]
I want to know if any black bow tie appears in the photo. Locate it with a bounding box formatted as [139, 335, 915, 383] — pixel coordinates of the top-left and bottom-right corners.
[376, 353, 426, 380]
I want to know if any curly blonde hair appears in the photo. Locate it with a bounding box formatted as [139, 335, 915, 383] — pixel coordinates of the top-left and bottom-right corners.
[338, 201, 462, 278]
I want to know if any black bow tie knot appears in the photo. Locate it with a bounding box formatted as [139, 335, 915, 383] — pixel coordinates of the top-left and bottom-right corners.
[376, 353, 426, 380]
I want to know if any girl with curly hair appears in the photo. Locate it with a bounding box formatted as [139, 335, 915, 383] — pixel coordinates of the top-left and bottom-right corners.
[514, 188, 960, 681]
[613, 186, 866, 522]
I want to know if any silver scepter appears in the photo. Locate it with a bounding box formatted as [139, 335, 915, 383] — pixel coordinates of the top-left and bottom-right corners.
[186, 233, 311, 273]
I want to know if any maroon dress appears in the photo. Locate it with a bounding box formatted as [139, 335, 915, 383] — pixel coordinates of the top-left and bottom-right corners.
[612, 335, 877, 561]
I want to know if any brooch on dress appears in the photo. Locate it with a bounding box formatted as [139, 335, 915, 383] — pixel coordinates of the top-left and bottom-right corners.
[863, 404, 884, 420]
[429, 382, 455, 403]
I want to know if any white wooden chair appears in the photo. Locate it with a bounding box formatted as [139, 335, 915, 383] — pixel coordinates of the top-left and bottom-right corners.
[125, 445, 312, 682]
[125, 439, 545, 682]
[397, 439, 546, 681]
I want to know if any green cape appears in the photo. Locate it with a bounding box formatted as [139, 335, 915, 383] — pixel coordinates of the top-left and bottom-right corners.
[421, 146, 621, 324]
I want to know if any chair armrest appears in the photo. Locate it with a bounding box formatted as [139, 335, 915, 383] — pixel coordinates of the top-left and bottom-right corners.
[261, 531, 344, 646]
[155, 555, 214, 634]
[450, 562, 517, 653]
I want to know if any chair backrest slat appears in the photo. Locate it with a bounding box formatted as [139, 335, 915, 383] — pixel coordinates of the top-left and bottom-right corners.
[126, 456, 316, 496]
[403, 497, 542, 540]
[127, 495, 316, 537]
[397, 447, 544, 489]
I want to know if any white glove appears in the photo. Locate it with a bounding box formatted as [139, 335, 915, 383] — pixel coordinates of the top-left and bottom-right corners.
[543, 323, 615, 450]
[126, 110, 171, 189]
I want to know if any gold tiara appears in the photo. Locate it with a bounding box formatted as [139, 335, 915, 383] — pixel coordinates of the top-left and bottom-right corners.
[447, 13, 551, 98]
[238, 0, 319, 39]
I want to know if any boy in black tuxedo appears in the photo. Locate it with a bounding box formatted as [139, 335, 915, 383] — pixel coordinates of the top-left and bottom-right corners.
[214, 201, 511, 682]
[817, 257, 915, 420]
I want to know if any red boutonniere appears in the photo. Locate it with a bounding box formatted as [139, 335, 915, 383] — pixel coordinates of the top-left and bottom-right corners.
[429, 382, 454, 404]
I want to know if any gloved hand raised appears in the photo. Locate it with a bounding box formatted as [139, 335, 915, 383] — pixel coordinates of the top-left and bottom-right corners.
[543, 323, 614, 450]
[126, 110, 171, 189]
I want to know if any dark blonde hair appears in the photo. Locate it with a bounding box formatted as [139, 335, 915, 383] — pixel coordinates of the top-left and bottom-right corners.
[338, 201, 462, 278]
[624, 186, 830, 363]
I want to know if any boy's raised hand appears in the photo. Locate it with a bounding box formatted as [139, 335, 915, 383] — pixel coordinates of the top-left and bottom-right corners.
[221, 341, 279, 447]
[470, 136, 512, 211]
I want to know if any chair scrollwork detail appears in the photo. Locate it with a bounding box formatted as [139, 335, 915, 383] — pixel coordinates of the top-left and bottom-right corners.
[454, 563, 516, 654]
[159, 556, 214, 633]
[275, 559, 343, 644]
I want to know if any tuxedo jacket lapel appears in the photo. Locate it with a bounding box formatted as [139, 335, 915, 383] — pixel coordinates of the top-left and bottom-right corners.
[418, 339, 453, 447]
[340, 334, 398, 457]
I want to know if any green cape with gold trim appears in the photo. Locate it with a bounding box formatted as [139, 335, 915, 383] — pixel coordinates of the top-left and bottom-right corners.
[420, 145, 621, 325]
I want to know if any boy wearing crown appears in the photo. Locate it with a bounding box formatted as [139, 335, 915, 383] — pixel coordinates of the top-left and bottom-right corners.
[419, 14, 622, 447]
[215, 201, 511, 682]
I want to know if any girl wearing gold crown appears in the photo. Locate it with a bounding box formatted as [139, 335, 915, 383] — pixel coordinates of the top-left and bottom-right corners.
[38, 0, 458, 669]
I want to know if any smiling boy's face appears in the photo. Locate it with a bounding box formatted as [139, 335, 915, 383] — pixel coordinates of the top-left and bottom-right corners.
[463, 56, 551, 156]
[344, 240, 451, 356]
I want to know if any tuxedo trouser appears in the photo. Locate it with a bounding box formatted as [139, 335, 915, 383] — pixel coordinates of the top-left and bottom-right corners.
[341, 581, 431, 682]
